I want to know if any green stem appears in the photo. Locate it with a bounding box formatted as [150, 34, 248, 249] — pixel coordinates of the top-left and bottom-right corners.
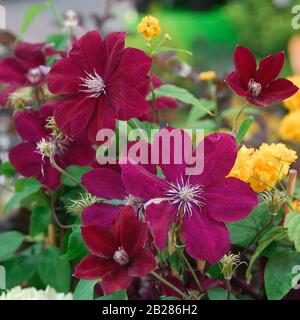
[151, 271, 190, 300]
[48, 0, 65, 28]
[50, 157, 84, 189]
[149, 76, 157, 123]
[225, 279, 232, 300]
[232, 102, 248, 134]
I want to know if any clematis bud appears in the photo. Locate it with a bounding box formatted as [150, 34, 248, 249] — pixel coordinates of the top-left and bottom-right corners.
[8, 88, 32, 111]
[113, 247, 130, 266]
[220, 252, 246, 280]
[261, 189, 288, 215]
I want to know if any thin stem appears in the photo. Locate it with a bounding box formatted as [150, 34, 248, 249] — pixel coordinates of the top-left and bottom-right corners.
[242, 215, 274, 256]
[232, 102, 248, 134]
[48, 0, 65, 28]
[149, 76, 157, 123]
[50, 194, 75, 229]
[225, 279, 232, 300]
[151, 271, 189, 300]
[50, 157, 84, 189]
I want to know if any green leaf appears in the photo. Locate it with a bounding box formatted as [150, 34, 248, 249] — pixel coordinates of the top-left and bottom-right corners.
[62, 166, 91, 187]
[45, 33, 69, 50]
[97, 290, 128, 300]
[236, 115, 254, 144]
[160, 296, 181, 300]
[20, 3, 49, 35]
[38, 247, 71, 293]
[207, 288, 237, 300]
[150, 84, 214, 116]
[265, 251, 300, 300]
[0, 162, 16, 177]
[246, 226, 287, 282]
[62, 228, 87, 261]
[73, 279, 98, 300]
[284, 211, 300, 252]
[4, 178, 41, 215]
[0, 231, 25, 261]
[30, 206, 51, 237]
[227, 204, 281, 247]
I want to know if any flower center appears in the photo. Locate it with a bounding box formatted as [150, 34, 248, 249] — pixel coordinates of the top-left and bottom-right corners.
[248, 79, 262, 97]
[79, 69, 106, 98]
[27, 67, 43, 84]
[165, 177, 206, 217]
[113, 247, 130, 266]
[124, 194, 143, 209]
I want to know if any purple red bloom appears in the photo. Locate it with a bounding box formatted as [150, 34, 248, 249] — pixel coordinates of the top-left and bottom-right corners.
[120, 127, 258, 264]
[9, 103, 95, 190]
[225, 45, 298, 106]
[0, 42, 60, 106]
[74, 206, 156, 294]
[48, 30, 152, 144]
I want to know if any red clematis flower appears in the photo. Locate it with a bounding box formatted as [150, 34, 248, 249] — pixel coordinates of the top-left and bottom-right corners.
[120, 127, 258, 265]
[48, 30, 152, 144]
[74, 206, 156, 294]
[0, 42, 61, 106]
[139, 75, 178, 122]
[9, 103, 95, 190]
[225, 45, 298, 106]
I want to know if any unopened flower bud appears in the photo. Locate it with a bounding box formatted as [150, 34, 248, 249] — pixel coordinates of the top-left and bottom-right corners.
[113, 247, 130, 266]
[164, 33, 172, 41]
[261, 189, 288, 215]
[8, 88, 32, 111]
[220, 252, 246, 280]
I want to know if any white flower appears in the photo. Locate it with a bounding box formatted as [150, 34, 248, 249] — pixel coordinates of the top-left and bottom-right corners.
[0, 286, 73, 300]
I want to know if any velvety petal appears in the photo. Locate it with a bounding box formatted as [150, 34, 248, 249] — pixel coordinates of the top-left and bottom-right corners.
[128, 248, 156, 277]
[117, 206, 148, 256]
[82, 203, 121, 227]
[14, 111, 48, 143]
[258, 78, 299, 105]
[0, 58, 26, 84]
[9, 143, 42, 177]
[39, 102, 55, 120]
[53, 95, 95, 138]
[205, 177, 258, 222]
[38, 160, 61, 190]
[152, 126, 193, 183]
[120, 161, 167, 200]
[183, 208, 230, 265]
[101, 266, 132, 295]
[233, 45, 256, 87]
[255, 52, 284, 86]
[63, 138, 95, 167]
[103, 32, 126, 78]
[14, 42, 46, 68]
[190, 132, 237, 187]
[108, 83, 148, 120]
[47, 56, 85, 94]
[82, 168, 125, 200]
[74, 255, 117, 279]
[81, 224, 117, 258]
[145, 202, 177, 250]
[225, 71, 249, 98]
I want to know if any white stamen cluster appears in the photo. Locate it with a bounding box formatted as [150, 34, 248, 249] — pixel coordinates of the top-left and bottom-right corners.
[248, 79, 262, 97]
[66, 193, 99, 215]
[36, 138, 56, 160]
[79, 69, 106, 98]
[220, 252, 247, 280]
[124, 194, 143, 209]
[165, 176, 206, 217]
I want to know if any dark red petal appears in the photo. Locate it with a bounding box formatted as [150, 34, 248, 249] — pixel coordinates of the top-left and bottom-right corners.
[233, 45, 256, 86]
[259, 78, 299, 105]
[63, 138, 95, 167]
[183, 208, 230, 265]
[14, 111, 48, 143]
[82, 168, 125, 200]
[101, 266, 132, 295]
[9, 143, 42, 177]
[74, 255, 117, 279]
[0, 58, 26, 83]
[37, 159, 61, 190]
[117, 206, 148, 256]
[82, 203, 122, 227]
[205, 177, 258, 222]
[48, 56, 85, 94]
[155, 97, 178, 110]
[190, 132, 237, 187]
[14, 42, 46, 68]
[225, 71, 249, 98]
[255, 52, 284, 86]
[120, 161, 167, 200]
[152, 126, 192, 184]
[103, 32, 126, 78]
[81, 225, 117, 258]
[145, 202, 177, 250]
[53, 95, 94, 138]
[128, 248, 156, 277]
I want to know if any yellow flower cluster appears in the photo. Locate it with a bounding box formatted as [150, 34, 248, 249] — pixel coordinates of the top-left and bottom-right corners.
[292, 199, 300, 213]
[279, 110, 300, 142]
[137, 15, 161, 41]
[198, 71, 216, 81]
[283, 76, 300, 111]
[229, 143, 297, 192]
